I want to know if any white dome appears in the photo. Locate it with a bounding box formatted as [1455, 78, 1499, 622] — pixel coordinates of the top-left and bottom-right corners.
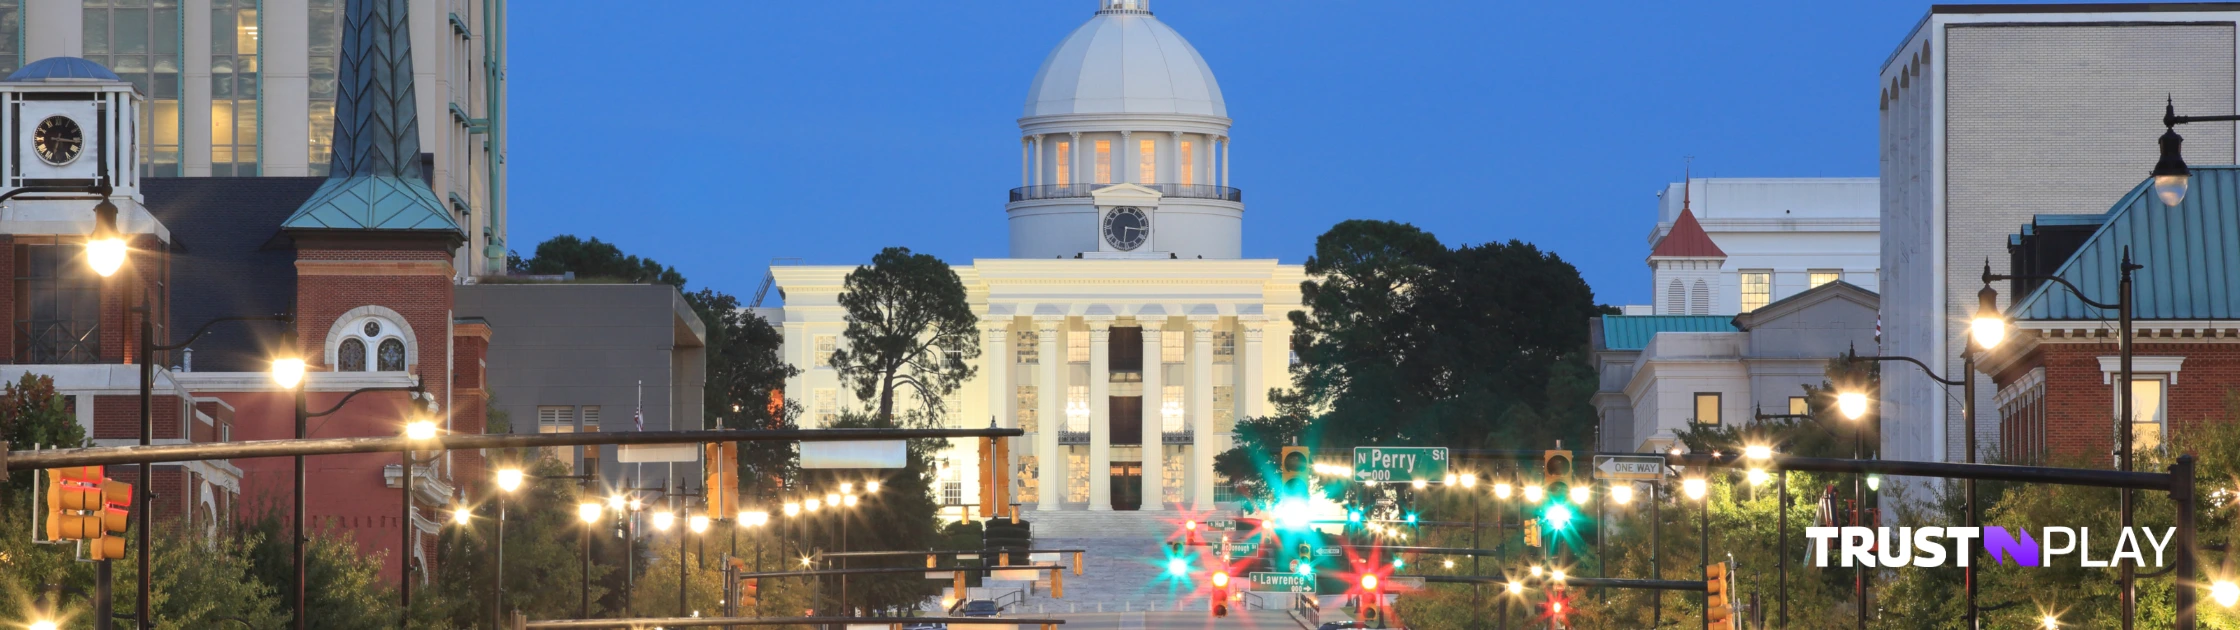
[1024, 4, 1226, 119]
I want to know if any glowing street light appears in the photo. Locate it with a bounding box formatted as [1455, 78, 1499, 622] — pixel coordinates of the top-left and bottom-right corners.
[1567, 486, 1590, 505]
[30, 619, 59, 630]
[1610, 484, 1635, 505]
[1494, 482, 1514, 500]
[840, 482, 855, 494]
[1837, 392, 1869, 421]
[1744, 444, 1772, 461]
[651, 511, 675, 531]
[85, 199, 126, 278]
[1747, 469, 1771, 486]
[270, 355, 307, 389]
[2211, 580, 2239, 607]
[608, 495, 626, 511]
[404, 419, 439, 441]
[1972, 283, 2008, 350]
[1411, 478, 1428, 490]
[740, 510, 769, 527]
[1683, 477, 1707, 500]
[783, 502, 801, 517]
[689, 513, 711, 533]
[866, 481, 881, 494]
[1529, 565, 1543, 578]
[577, 502, 601, 524]
[1550, 569, 1566, 582]
[1460, 473, 1477, 488]
[1523, 485, 1545, 504]
[2042, 614, 2060, 629]
[1505, 580, 1523, 595]
[495, 468, 525, 493]
[451, 508, 472, 525]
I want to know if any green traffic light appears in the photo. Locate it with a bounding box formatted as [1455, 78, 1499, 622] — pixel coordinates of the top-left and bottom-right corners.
[1545, 504, 1573, 530]
[1404, 513, 1418, 524]
[1394, 557, 1405, 569]
[1168, 558, 1189, 577]
[1348, 509, 1362, 523]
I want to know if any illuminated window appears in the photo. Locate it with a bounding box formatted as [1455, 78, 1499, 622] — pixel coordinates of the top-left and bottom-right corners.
[209, 0, 259, 175]
[1810, 270, 1842, 289]
[814, 388, 837, 426]
[1139, 139, 1156, 185]
[308, 0, 344, 175]
[1054, 142, 1070, 186]
[1015, 330, 1039, 364]
[1161, 330, 1184, 363]
[1180, 141, 1193, 186]
[1067, 330, 1089, 363]
[1740, 271, 1771, 312]
[536, 406, 575, 463]
[2129, 378, 2167, 452]
[1788, 397, 1808, 416]
[814, 335, 836, 368]
[1095, 141, 1111, 184]
[81, 1, 181, 176]
[1016, 385, 1038, 433]
[1213, 331, 1235, 364]
[1694, 393, 1721, 425]
[1016, 456, 1038, 503]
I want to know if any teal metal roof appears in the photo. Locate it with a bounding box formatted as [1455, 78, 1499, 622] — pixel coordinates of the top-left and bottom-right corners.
[282, 0, 458, 234]
[2013, 165, 2240, 321]
[1599, 315, 1737, 350]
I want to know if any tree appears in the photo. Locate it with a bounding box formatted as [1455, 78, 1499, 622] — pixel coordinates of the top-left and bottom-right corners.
[422, 458, 613, 626]
[828, 247, 980, 424]
[0, 373, 86, 493]
[1211, 414, 1308, 506]
[517, 235, 685, 285]
[800, 412, 944, 614]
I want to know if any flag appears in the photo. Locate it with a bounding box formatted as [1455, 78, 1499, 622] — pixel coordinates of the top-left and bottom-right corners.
[634, 379, 644, 431]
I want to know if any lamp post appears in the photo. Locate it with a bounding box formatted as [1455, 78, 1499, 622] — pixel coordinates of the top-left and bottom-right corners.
[1842, 343, 1977, 626]
[1980, 253, 2139, 628]
[399, 406, 440, 626]
[576, 501, 600, 619]
[1682, 475, 1707, 630]
[492, 467, 524, 629]
[285, 368, 425, 630]
[1835, 391, 1871, 629]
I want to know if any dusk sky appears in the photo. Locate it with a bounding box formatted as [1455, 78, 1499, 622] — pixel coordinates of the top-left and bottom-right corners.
[508, 1, 2037, 307]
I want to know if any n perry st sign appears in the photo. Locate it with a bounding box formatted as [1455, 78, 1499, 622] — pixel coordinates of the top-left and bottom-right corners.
[1352, 447, 1448, 483]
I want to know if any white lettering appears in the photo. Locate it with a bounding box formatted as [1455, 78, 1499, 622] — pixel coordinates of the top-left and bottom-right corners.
[1877, 527, 1915, 567]
[1912, 527, 1948, 568]
[1806, 527, 1839, 567]
[2042, 527, 2077, 566]
[2078, 527, 2108, 568]
[1946, 527, 1979, 568]
[1841, 527, 1877, 568]
[2144, 527, 2176, 567]
[2111, 527, 2144, 568]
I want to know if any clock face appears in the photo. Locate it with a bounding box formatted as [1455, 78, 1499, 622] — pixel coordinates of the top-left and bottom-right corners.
[33, 116, 84, 166]
[1102, 206, 1149, 251]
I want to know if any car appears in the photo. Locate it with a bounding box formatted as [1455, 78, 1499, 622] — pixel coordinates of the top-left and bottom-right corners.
[951, 599, 1002, 618]
[901, 623, 946, 630]
[1315, 623, 1366, 630]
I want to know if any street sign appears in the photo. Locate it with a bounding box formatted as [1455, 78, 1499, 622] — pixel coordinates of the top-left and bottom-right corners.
[1225, 540, 1260, 559]
[1593, 454, 1666, 481]
[1386, 576, 1426, 591]
[1248, 572, 1315, 594]
[1316, 547, 1343, 558]
[1206, 517, 1236, 531]
[1351, 447, 1449, 483]
[801, 440, 906, 469]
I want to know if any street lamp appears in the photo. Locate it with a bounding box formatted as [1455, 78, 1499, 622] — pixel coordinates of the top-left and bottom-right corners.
[1523, 485, 1544, 504]
[2212, 580, 2239, 608]
[689, 512, 712, 534]
[652, 511, 676, 532]
[492, 467, 525, 629]
[1681, 478, 1706, 501]
[1836, 392, 1867, 422]
[1505, 580, 1523, 595]
[85, 199, 126, 278]
[495, 468, 525, 493]
[1460, 473, 1477, 489]
[576, 501, 600, 619]
[451, 507, 471, 526]
[1609, 484, 1634, 505]
[399, 399, 441, 620]
[865, 481, 881, 494]
[1493, 482, 1514, 500]
[1567, 486, 1590, 505]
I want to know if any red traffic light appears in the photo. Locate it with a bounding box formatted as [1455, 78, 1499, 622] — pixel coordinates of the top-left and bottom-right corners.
[1185, 520, 1198, 531]
[1361, 574, 1379, 592]
[1211, 571, 1231, 588]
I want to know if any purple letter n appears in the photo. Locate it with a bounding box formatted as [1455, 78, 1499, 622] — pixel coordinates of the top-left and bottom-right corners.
[1984, 526, 2040, 567]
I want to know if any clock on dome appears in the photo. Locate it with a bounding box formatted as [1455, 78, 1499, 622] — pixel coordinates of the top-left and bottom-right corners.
[1102, 206, 1148, 251]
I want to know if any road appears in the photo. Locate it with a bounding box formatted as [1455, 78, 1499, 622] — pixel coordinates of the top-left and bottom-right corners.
[1002, 609, 1308, 629]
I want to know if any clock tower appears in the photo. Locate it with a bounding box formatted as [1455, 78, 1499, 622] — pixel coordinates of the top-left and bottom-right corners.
[0, 57, 153, 238]
[1006, 1, 1241, 260]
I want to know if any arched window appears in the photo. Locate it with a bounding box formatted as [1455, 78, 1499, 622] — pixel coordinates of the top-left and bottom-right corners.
[377, 339, 406, 371]
[1666, 280, 1685, 314]
[1690, 280, 1710, 315]
[337, 339, 367, 371]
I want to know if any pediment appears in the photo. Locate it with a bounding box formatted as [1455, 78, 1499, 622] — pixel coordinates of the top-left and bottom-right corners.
[1091, 183, 1162, 207]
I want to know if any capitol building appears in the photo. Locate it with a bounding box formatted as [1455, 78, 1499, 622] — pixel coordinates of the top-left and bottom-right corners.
[770, 0, 1303, 517]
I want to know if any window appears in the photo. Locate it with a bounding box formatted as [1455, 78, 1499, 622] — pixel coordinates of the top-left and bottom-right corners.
[2129, 378, 2167, 453]
[1065, 385, 1089, 432]
[1161, 330, 1185, 363]
[0, 3, 20, 77]
[1067, 330, 1089, 363]
[1095, 140, 1111, 184]
[333, 318, 408, 372]
[1998, 369, 2047, 464]
[1161, 385, 1185, 432]
[1180, 141, 1193, 185]
[1016, 456, 1038, 504]
[308, 0, 345, 175]
[1016, 385, 1038, 433]
[814, 335, 837, 368]
[1690, 280, 1709, 315]
[1213, 385, 1235, 432]
[210, 0, 259, 175]
[83, 0, 181, 176]
[1810, 270, 1842, 289]
[582, 406, 601, 430]
[1694, 393, 1721, 425]
[14, 244, 103, 363]
[536, 406, 575, 464]
[1666, 280, 1684, 315]
[1740, 271, 1772, 312]
[1138, 139, 1157, 185]
[1788, 396, 1808, 416]
[813, 389, 837, 426]
[1213, 331, 1235, 364]
[1054, 142, 1070, 186]
[1015, 330, 1039, 364]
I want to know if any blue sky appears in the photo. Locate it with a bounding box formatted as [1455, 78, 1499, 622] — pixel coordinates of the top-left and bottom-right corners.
[509, 1, 1988, 307]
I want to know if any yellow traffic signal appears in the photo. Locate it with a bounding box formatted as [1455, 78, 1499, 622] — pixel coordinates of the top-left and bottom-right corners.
[1524, 518, 1542, 548]
[1279, 446, 1310, 487]
[90, 479, 133, 560]
[1051, 565, 1065, 599]
[740, 577, 759, 610]
[1543, 449, 1573, 502]
[46, 467, 107, 541]
[1706, 561, 1735, 629]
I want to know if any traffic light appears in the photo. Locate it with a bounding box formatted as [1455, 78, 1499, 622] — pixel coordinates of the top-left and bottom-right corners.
[1280, 446, 1310, 488]
[1524, 518, 1543, 548]
[740, 578, 759, 610]
[1543, 449, 1573, 505]
[1705, 561, 1736, 630]
[1358, 573, 1382, 626]
[91, 478, 132, 560]
[1543, 503, 1573, 532]
[1546, 585, 1571, 625]
[1051, 564, 1065, 598]
[703, 442, 737, 515]
[1211, 570, 1231, 617]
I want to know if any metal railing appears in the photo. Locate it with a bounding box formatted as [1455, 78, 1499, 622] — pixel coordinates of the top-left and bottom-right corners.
[1008, 183, 1243, 203]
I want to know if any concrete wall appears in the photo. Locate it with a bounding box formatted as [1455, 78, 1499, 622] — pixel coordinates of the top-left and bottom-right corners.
[456, 283, 707, 490]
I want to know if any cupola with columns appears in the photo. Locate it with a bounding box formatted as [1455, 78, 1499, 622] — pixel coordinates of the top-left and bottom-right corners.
[1008, 0, 1241, 260]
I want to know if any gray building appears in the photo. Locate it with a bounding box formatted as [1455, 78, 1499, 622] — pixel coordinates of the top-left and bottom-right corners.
[1880, 4, 2240, 469]
[457, 283, 707, 490]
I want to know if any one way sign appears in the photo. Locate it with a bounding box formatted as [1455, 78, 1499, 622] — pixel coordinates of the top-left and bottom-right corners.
[1593, 454, 1665, 481]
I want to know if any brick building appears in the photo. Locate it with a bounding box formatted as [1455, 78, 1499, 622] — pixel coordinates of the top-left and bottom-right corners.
[1978, 166, 2240, 466]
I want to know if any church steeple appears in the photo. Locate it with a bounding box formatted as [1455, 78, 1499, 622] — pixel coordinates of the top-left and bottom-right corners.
[282, 0, 459, 235]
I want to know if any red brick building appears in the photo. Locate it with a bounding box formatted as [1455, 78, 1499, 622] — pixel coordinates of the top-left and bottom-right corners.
[1980, 167, 2240, 466]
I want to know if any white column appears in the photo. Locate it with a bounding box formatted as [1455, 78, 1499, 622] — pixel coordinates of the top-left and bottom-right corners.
[1087, 320, 1112, 511]
[1219, 136, 1230, 188]
[1169, 132, 1184, 186]
[1032, 135, 1044, 187]
[984, 320, 1012, 513]
[1069, 132, 1083, 187]
[1139, 321, 1165, 510]
[1021, 138, 1030, 187]
[1119, 130, 1135, 185]
[1036, 318, 1063, 511]
[1189, 317, 1216, 510]
[1242, 319, 1266, 421]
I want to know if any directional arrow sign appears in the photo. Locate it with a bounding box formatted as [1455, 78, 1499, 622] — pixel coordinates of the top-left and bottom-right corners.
[1594, 454, 1665, 481]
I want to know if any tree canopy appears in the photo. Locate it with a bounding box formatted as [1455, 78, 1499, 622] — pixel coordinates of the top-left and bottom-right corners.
[829, 247, 980, 424]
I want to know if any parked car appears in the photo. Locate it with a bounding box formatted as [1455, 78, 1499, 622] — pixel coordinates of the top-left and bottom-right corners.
[1316, 623, 1366, 630]
[901, 623, 946, 630]
[952, 599, 1002, 618]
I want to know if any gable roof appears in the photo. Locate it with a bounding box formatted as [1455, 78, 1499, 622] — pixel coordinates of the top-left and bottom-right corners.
[1596, 315, 1738, 351]
[2013, 165, 2240, 321]
[1733, 281, 1880, 330]
[1649, 208, 1725, 258]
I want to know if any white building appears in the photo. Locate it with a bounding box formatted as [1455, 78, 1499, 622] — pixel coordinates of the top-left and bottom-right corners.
[772, 0, 1302, 518]
[1642, 177, 1879, 315]
[1879, 5, 2240, 468]
[1597, 176, 1882, 452]
[1, 0, 509, 277]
